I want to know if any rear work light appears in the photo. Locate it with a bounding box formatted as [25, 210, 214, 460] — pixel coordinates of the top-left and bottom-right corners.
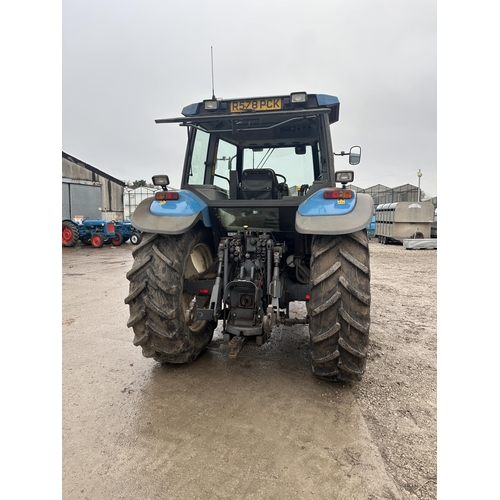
[290, 92, 307, 103]
[323, 189, 353, 199]
[203, 99, 219, 110]
[152, 174, 170, 188]
[155, 191, 179, 201]
[334, 170, 354, 184]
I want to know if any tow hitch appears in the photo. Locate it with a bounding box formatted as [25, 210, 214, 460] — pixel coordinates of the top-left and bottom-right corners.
[227, 335, 247, 358]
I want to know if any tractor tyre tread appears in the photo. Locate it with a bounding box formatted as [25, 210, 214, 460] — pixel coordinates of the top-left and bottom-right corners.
[62, 220, 79, 247]
[125, 226, 216, 364]
[308, 230, 371, 382]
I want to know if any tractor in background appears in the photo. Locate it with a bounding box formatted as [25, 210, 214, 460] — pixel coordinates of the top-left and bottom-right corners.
[62, 219, 142, 248]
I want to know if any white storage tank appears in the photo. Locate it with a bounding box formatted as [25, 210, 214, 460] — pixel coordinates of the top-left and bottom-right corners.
[375, 201, 434, 244]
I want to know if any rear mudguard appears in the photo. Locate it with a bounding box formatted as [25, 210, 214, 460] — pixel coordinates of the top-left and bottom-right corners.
[295, 191, 373, 235]
[132, 189, 372, 236]
[131, 191, 211, 235]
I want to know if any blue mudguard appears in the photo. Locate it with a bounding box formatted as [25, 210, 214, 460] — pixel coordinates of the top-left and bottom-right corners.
[296, 190, 373, 235]
[131, 190, 211, 235]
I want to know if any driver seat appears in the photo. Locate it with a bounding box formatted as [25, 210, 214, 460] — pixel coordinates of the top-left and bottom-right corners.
[240, 168, 280, 200]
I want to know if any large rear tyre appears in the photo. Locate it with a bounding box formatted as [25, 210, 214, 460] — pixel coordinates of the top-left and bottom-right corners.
[125, 225, 217, 363]
[308, 230, 371, 382]
[62, 220, 79, 247]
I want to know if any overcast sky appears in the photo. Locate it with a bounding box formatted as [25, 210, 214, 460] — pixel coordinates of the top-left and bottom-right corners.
[63, 0, 437, 197]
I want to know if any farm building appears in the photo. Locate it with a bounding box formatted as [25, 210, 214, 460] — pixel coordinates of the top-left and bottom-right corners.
[62, 151, 126, 220]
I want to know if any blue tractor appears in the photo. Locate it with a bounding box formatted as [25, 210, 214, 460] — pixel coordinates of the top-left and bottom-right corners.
[114, 220, 143, 245]
[62, 219, 142, 247]
[125, 91, 373, 382]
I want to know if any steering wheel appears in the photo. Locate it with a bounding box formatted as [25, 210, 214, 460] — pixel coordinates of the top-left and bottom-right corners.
[276, 173, 287, 183]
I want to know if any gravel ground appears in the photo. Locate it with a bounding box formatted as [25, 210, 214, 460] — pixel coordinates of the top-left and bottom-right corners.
[354, 240, 437, 499]
[29, 237, 438, 499]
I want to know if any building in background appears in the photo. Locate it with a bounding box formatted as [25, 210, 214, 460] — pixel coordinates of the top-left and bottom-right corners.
[62, 152, 126, 220]
[349, 183, 437, 211]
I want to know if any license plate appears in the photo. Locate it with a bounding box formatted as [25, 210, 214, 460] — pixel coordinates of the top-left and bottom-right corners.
[337, 199, 346, 204]
[230, 98, 282, 113]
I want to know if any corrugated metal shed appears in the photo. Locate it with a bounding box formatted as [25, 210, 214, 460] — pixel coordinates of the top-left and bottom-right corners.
[62, 152, 126, 220]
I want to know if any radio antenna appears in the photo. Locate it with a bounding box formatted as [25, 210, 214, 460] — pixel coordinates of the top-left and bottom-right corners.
[211, 46, 216, 99]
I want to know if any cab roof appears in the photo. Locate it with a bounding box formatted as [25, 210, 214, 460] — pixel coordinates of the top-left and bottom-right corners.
[155, 92, 340, 125]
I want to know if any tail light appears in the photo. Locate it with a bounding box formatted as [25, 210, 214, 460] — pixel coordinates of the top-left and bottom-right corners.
[323, 189, 353, 199]
[155, 191, 179, 201]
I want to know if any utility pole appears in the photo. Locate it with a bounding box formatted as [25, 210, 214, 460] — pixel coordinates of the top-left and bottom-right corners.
[417, 169, 422, 202]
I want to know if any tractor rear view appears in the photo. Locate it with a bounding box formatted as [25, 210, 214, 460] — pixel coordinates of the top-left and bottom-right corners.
[125, 92, 373, 382]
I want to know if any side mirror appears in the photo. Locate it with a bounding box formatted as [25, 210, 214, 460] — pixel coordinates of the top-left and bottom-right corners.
[152, 174, 170, 191]
[349, 146, 361, 165]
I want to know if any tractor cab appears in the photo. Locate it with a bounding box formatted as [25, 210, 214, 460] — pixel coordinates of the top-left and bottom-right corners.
[156, 92, 360, 201]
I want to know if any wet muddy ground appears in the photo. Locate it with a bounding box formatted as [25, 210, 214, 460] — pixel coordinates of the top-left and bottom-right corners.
[62, 239, 437, 499]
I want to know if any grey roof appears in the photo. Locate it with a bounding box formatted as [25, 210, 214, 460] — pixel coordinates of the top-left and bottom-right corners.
[62, 151, 126, 187]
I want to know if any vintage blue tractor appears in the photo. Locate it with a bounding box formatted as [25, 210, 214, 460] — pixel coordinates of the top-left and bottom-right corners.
[114, 220, 143, 245]
[62, 219, 142, 248]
